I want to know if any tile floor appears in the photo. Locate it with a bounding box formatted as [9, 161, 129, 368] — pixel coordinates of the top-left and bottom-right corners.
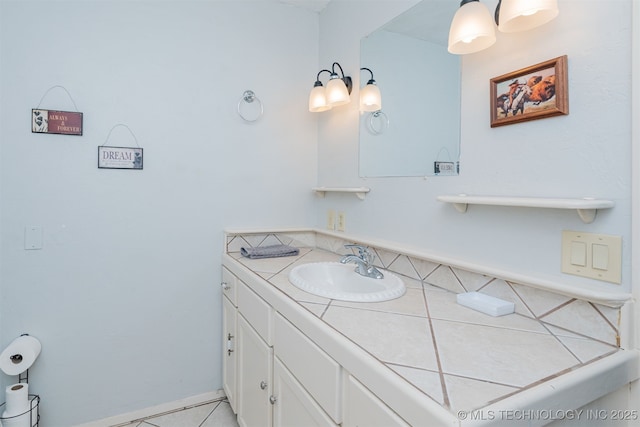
[114, 399, 239, 427]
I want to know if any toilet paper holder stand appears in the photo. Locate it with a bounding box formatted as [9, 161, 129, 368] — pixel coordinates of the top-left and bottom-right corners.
[0, 334, 40, 427]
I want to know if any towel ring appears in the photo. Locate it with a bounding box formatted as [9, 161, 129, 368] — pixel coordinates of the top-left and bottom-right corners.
[367, 110, 389, 135]
[237, 90, 263, 122]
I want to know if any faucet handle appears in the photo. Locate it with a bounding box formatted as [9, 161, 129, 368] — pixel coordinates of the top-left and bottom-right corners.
[344, 244, 375, 264]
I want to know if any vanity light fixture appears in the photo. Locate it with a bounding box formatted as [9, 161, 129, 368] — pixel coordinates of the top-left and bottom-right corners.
[448, 0, 496, 55]
[448, 0, 559, 55]
[308, 62, 353, 112]
[359, 68, 382, 112]
[495, 0, 559, 33]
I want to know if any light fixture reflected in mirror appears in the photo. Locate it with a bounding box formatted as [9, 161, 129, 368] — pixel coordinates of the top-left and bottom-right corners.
[359, 67, 382, 112]
[308, 62, 352, 112]
[448, 0, 560, 55]
[448, 0, 496, 55]
[496, 0, 559, 33]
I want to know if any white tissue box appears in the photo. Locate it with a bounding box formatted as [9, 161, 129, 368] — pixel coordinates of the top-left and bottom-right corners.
[456, 292, 515, 317]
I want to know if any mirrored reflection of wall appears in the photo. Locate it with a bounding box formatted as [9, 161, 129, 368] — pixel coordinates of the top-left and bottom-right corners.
[359, 3, 461, 177]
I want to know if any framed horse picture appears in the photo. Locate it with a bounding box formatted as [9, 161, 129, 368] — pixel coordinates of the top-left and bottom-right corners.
[490, 55, 569, 128]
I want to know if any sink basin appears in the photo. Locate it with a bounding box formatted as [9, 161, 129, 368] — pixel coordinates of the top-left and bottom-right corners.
[288, 262, 405, 302]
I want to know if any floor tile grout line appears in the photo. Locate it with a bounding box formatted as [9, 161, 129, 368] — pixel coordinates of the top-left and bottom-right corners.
[110, 398, 229, 427]
[198, 400, 223, 427]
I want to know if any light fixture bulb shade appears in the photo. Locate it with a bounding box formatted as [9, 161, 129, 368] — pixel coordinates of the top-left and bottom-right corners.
[448, 0, 496, 55]
[359, 83, 381, 112]
[498, 0, 559, 33]
[326, 78, 351, 107]
[309, 85, 331, 112]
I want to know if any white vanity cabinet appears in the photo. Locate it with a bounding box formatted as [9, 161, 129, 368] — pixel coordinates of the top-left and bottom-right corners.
[222, 261, 410, 427]
[224, 267, 338, 427]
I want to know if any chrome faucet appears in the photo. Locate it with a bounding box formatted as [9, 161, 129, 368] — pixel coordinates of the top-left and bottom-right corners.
[340, 244, 384, 279]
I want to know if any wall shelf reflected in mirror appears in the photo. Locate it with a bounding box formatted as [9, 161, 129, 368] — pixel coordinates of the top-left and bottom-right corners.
[313, 187, 371, 200]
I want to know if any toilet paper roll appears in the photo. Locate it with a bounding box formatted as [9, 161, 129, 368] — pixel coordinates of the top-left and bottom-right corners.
[1, 383, 31, 427]
[4, 384, 29, 417]
[0, 335, 41, 376]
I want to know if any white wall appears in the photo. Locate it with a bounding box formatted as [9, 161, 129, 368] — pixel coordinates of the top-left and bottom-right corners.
[0, 1, 319, 425]
[318, 0, 634, 296]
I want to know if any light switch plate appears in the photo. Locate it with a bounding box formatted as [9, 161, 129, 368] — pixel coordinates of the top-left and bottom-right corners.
[561, 230, 622, 284]
[326, 209, 336, 230]
[25, 226, 43, 250]
[337, 212, 346, 232]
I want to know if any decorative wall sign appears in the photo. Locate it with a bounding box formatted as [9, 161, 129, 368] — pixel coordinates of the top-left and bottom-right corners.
[98, 146, 143, 170]
[490, 55, 568, 128]
[32, 109, 83, 135]
[434, 161, 457, 176]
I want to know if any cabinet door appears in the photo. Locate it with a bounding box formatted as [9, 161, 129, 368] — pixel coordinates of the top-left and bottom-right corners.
[343, 375, 410, 427]
[272, 357, 338, 427]
[222, 295, 237, 413]
[237, 314, 273, 427]
[274, 313, 341, 423]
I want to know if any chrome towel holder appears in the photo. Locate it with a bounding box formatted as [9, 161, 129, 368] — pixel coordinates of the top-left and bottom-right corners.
[237, 90, 263, 122]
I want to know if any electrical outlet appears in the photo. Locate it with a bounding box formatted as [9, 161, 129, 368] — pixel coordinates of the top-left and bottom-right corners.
[326, 209, 336, 230]
[337, 212, 346, 232]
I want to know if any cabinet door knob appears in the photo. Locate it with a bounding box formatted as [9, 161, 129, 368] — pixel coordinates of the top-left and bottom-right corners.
[221, 282, 230, 291]
[269, 395, 277, 405]
[260, 381, 267, 390]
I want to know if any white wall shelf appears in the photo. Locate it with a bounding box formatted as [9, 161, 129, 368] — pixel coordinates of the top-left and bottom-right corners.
[437, 195, 615, 224]
[313, 187, 370, 200]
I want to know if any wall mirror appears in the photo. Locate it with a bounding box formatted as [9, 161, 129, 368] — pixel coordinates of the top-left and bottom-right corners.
[359, 0, 461, 177]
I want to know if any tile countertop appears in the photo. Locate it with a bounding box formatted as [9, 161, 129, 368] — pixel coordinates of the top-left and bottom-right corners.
[225, 246, 639, 426]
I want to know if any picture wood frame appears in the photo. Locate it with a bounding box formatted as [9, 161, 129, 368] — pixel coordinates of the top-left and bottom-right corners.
[490, 55, 568, 128]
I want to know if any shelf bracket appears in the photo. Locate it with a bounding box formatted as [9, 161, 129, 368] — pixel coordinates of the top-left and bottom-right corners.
[576, 208, 597, 224]
[452, 202, 468, 213]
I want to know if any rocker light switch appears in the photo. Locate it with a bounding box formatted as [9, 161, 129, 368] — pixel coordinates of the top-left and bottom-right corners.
[592, 244, 609, 270]
[570, 241, 587, 266]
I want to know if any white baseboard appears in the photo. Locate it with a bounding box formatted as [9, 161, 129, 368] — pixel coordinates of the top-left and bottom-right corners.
[73, 390, 227, 427]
